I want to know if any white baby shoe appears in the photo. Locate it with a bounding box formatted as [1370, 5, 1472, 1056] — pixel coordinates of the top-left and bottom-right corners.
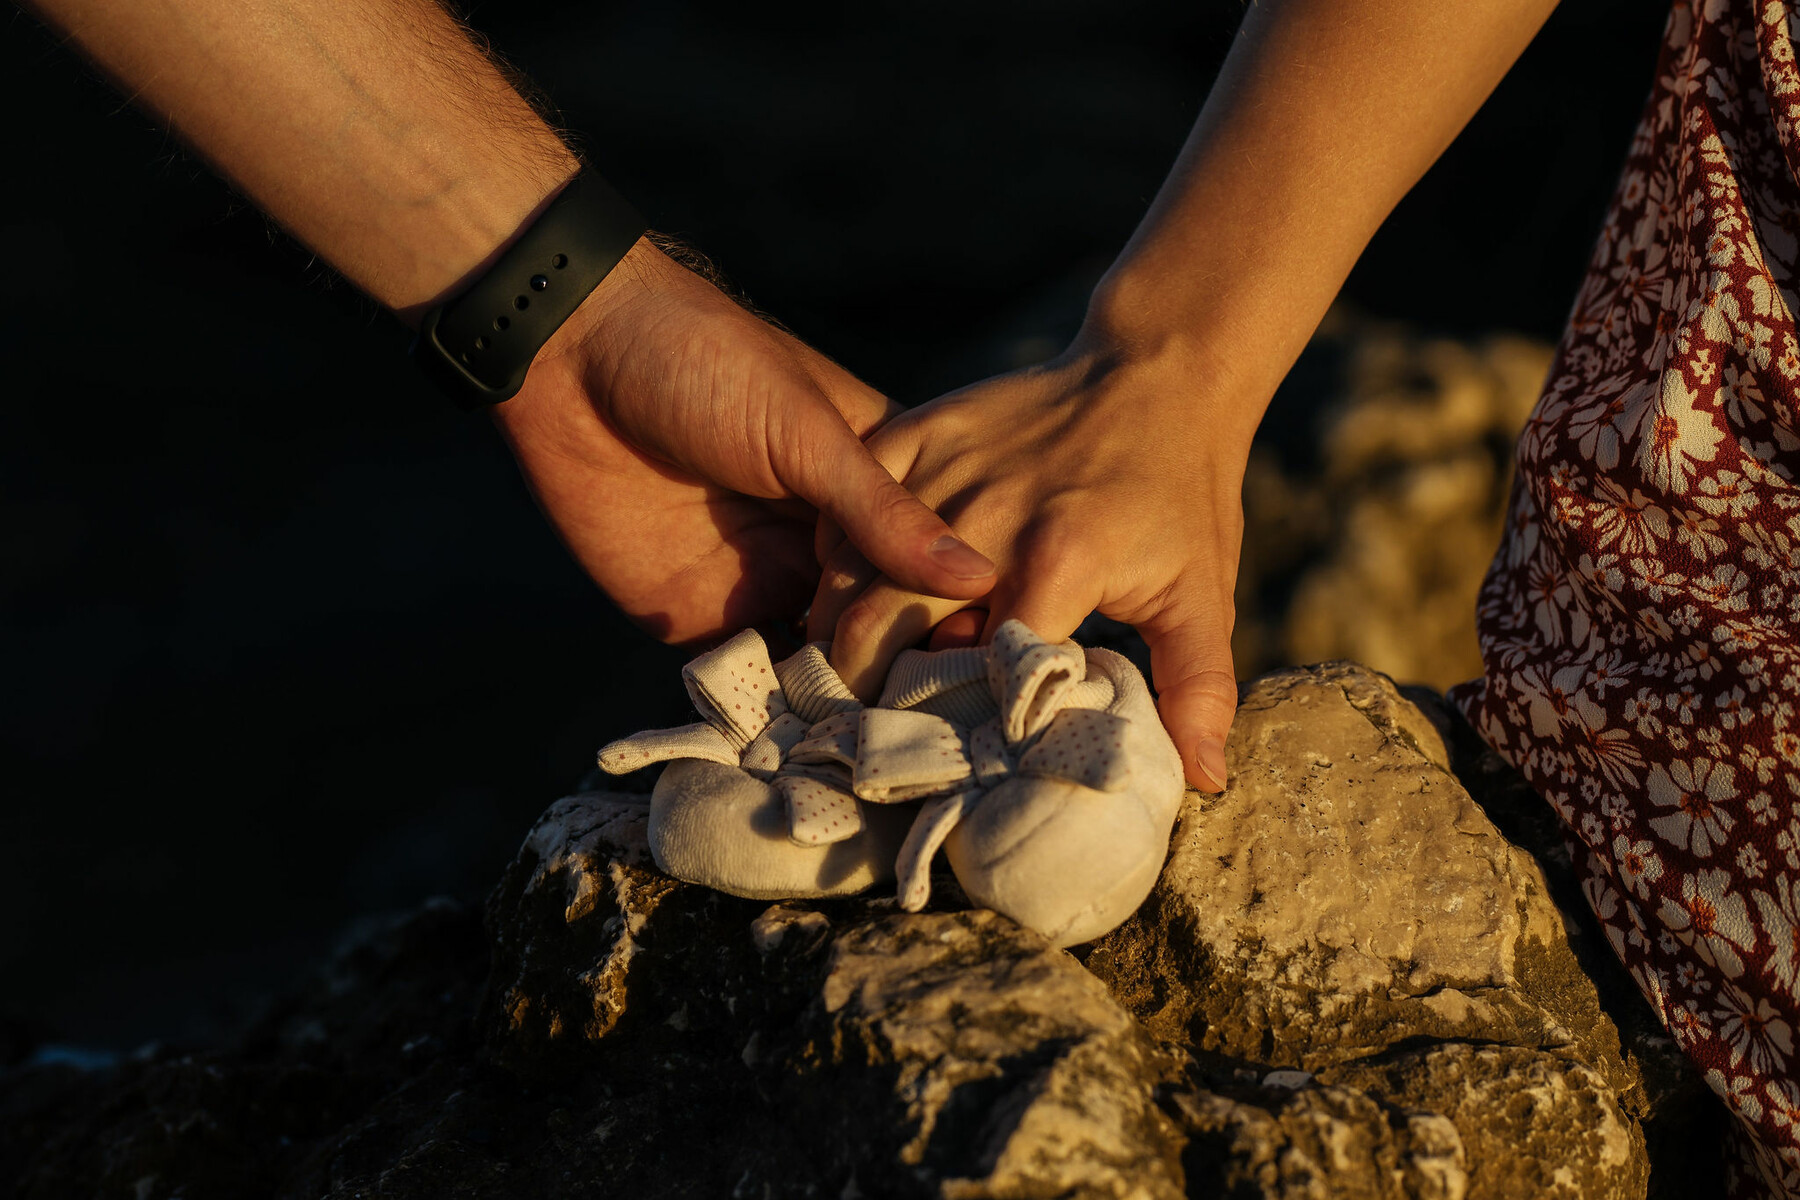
[596, 630, 915, 900]
[598, 621, 1187, 945]
[862, 620, 1187, 946]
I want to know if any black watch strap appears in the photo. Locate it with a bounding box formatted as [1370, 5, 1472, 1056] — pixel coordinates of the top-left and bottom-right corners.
[413, 170, 646, 409]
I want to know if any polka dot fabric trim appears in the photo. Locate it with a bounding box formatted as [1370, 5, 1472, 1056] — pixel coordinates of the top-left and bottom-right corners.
[970, 721, 1012, 788]
[597, 720, 738, 774]
[988, 623, 1085, 744]
[1019, 708, 1133, 793]
[895, 792, 971, 912]
[681, 628, 788, 752]
[740, 711, 812, 778]
[852, 707, 976, 802]
[778, 775, 864, 846]
[787, 712, 861, 771]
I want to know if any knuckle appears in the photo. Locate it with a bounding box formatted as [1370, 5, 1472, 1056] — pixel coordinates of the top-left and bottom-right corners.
[1187, 668, 1241, 710]
[834, 593, 890, 654]
[822, 539, 872, 583]
[820, 562, 871, 600]
[1017, 523, 1093, 600]
[867, 476, 928, 531]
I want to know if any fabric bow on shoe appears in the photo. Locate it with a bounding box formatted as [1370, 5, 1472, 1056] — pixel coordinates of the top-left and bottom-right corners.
[597, 622, 1141, 911]
[872, 621, 1136, 912]
[597, 628, 813, 775]
[597, 630, 876, 848]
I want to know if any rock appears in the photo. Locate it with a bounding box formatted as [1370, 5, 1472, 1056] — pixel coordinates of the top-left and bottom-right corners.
[786, 910, 1183, 1198]
[481, 793, 671, 1062]
[1086, 662, 1651, 1198]
[482, 794, 1185, 1197]
[2, 665, 1718, 1197]
[1088, 664, 1635, 1086]
[1174, 1043, 1644, 1200]
[1173, 1082, 1470, 1200]
[1320, 1044, 1643, 1200]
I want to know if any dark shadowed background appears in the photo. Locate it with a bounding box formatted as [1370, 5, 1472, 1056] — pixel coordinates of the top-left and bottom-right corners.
[1, 1, 1666, 1051]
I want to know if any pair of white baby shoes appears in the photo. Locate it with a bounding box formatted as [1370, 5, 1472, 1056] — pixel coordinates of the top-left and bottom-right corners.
[597, 620, 1188, 947]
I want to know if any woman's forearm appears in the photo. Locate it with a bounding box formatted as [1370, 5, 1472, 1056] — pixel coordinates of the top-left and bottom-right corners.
[1086, 0, 1560, 440]
[26, 0, 579, 319]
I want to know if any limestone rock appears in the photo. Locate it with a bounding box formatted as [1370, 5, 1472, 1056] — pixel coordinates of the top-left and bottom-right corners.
[784, 910, 1184, 1198]
[4, 668, 1717, 1198]
[1321, 1044, 1645, 1200]
[1087, 662, 1651, 1197]
[482, 793, 671, 1060]
[480, 792, 1183, 1196]
[1174, 1082, 1469, 1200]
[1090, 664, 1633, 1090]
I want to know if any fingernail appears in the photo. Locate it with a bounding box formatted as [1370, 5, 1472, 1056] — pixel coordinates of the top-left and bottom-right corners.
[1196, 738, 1228, 792]
[928, 535, 995, 580]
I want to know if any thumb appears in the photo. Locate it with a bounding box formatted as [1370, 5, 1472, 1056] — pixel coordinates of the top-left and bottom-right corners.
[780, 411, 997, 602]
[1141, 608, 1239, 793]
[790, 341, 908, 439]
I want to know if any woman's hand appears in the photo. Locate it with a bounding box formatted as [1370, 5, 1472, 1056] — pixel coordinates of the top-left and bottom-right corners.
[495, 240, 996, 642]
[806, 333, 1256, 793]
[801, 0, 1559, 788]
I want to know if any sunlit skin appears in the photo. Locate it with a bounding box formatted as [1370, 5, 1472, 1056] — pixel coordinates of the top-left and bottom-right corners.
[28, 0, 1564, 796]
[26, 0, 997, 644]
[810, 0, 1562, 791]
[497, 240, 992, 639]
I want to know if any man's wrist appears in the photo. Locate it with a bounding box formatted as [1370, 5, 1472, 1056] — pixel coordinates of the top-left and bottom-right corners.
[531, 236, 666, 364]
[493, 236, 678, 433]
[390, 153, 581, 325]
[412, 169, 645, 406]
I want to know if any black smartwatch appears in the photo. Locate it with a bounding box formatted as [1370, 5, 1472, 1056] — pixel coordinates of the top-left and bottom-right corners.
[412, 170, 646, 410]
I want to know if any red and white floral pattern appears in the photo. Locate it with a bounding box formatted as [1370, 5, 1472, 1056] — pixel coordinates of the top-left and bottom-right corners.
[1452, 3, 1800, 1194]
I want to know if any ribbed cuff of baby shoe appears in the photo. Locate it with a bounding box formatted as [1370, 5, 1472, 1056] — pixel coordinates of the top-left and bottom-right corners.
[774, 644, 864, 724]
[878, 647, 998, 729]
[1065, 677, 1117, 713]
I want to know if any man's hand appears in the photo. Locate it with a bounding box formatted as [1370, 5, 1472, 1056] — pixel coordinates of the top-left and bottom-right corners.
[496, 239, 996, 642]
[23, 0, 996, 642]
[806, 339, 1246, 793]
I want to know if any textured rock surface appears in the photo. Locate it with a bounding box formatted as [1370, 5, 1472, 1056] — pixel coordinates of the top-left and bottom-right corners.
[1087, 664, 1633, 1090]
[478, 796, 1186, 1197]
[1085, 663, 1655, 1199]
[782, 910, 1185, 1198]
[1321, 1045, 1638, 1200]
[1173, 1082, 1470, 1200]
[1, 663, 1723, 1198]
[482, 794, 667, 1060]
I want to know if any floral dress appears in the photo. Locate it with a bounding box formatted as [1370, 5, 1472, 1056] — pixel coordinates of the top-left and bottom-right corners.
[1451, 2, 1800, 1193]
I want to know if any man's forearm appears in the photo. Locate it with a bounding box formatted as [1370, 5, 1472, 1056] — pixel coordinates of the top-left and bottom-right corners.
[1085, 0, 1560, 439]
[27, 0, 580, 319]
